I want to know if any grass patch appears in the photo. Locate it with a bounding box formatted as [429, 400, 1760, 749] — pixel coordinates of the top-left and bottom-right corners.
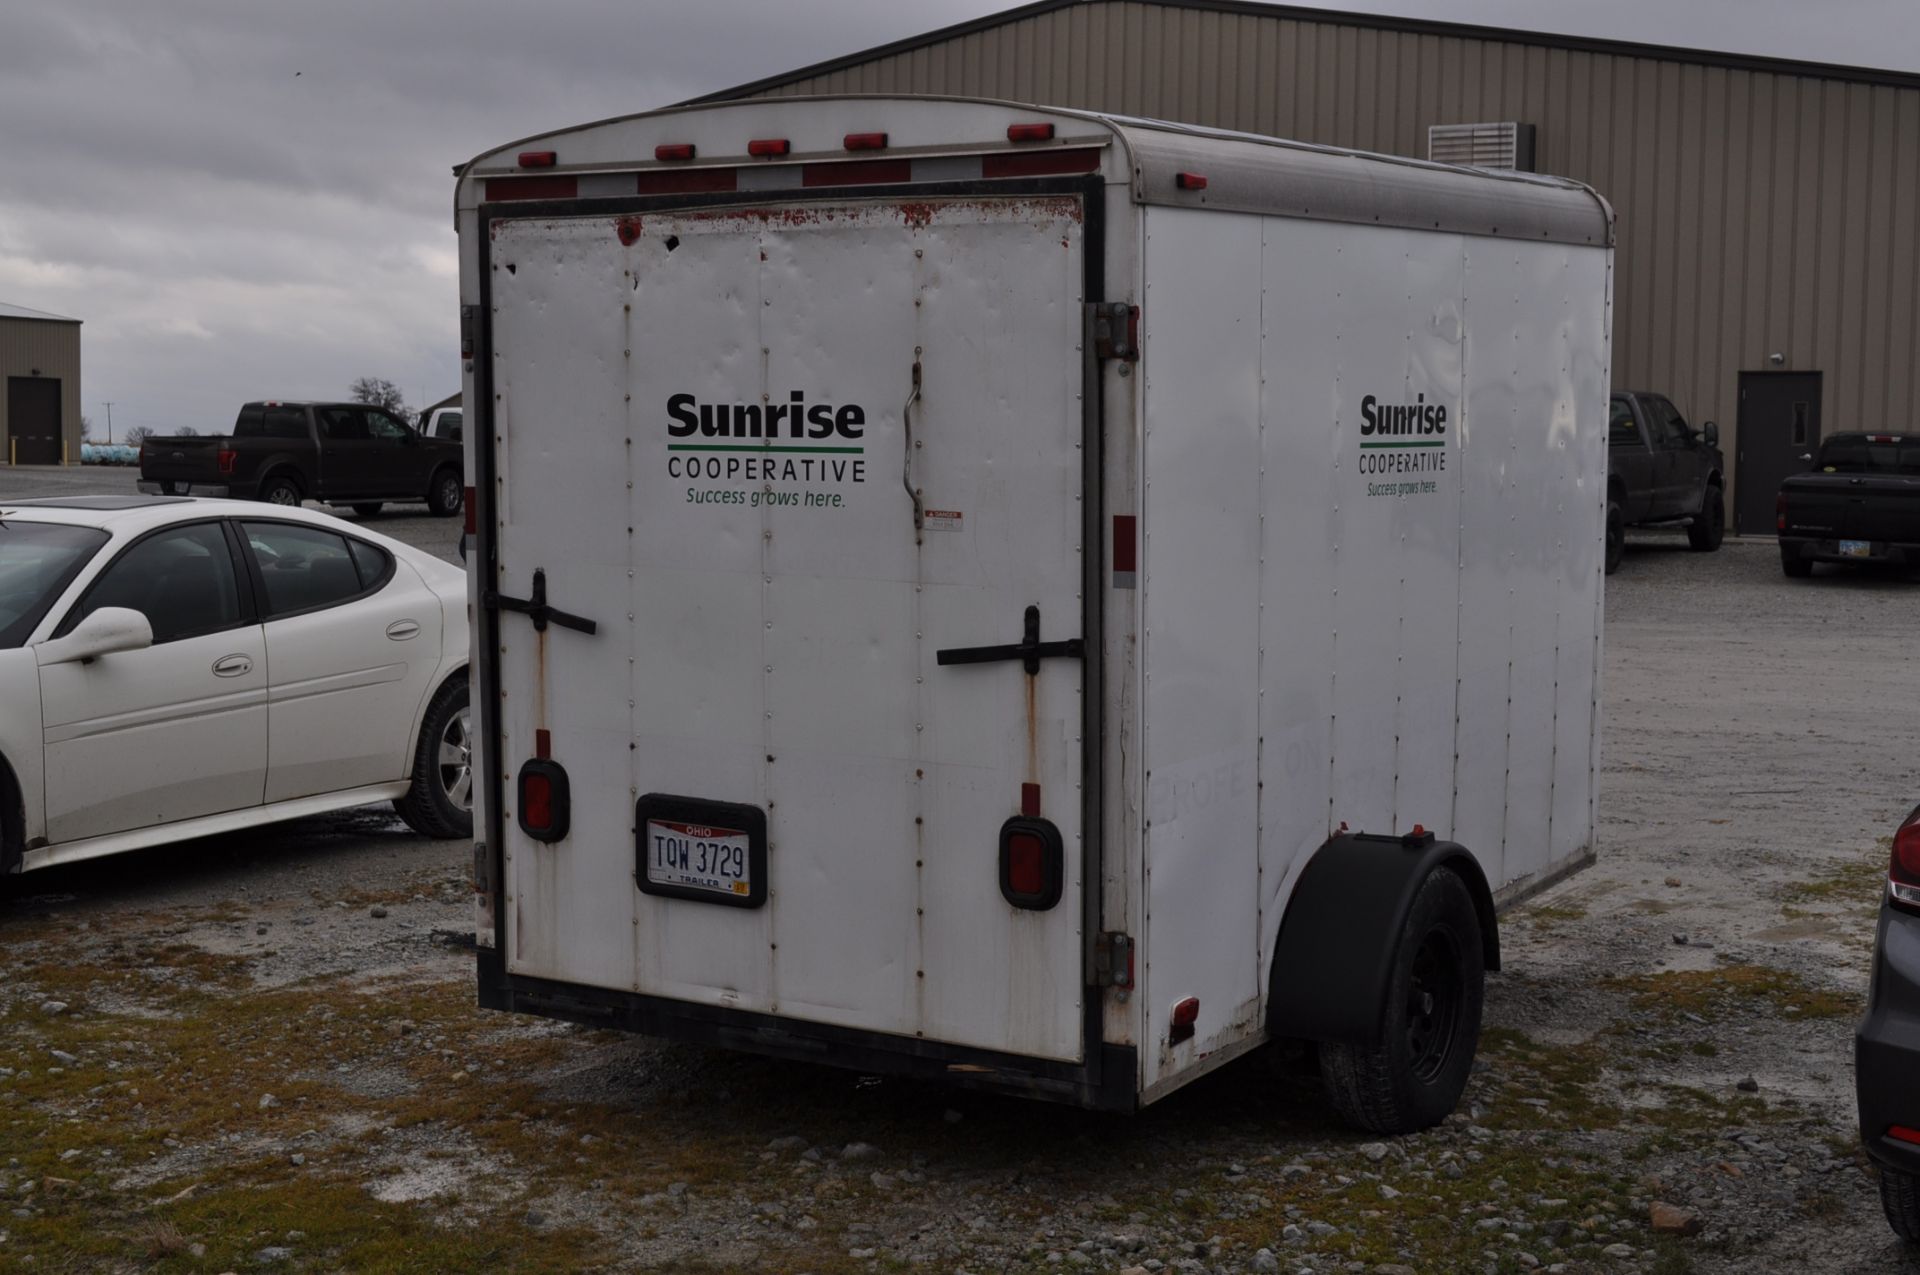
[1776, 840, 1890, 910]
[1603, 963, 1861, 1023]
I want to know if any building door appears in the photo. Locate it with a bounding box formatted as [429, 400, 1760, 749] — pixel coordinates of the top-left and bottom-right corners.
[6, 376, 62, 465]
[1735, 371, 1822, 535]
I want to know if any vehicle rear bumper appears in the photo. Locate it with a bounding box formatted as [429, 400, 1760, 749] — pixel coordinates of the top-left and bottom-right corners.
[137, 480, 230, 497]
[477, 948, 1139, 1111]
[1779, 536, 1920, 566]
[1857, 906, 1920, 1173]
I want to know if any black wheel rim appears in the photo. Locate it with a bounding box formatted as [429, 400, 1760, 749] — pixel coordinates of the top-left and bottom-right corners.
[1406, 927, 1466, 1082]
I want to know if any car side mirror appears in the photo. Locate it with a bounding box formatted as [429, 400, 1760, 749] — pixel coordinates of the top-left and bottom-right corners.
[1702, 421, 1719, 448]
[35, 607, 153, 666]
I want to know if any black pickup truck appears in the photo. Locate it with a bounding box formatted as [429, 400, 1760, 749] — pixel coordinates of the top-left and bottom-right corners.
[136, 401, 464, 517]
[1606, 391, 1726, 574]
[1777, 433, 1920, 577]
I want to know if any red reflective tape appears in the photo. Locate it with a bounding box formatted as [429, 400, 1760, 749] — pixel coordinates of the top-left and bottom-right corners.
[1112, 515, 1138, 573]
[1022, 783, 1041, 818]
[802, 159, 912, 187]
[982, 148, 1101, 179]
[535, 729, 551, 761]
[636, 168, 738, 195]
[485, 175, 578, 202]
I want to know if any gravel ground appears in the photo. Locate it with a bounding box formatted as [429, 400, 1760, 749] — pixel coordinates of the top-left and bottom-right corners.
[1, 467, 1917, 1274]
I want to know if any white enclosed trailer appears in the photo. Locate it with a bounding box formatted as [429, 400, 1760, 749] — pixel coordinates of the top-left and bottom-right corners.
[457, 97, 1612, 1129]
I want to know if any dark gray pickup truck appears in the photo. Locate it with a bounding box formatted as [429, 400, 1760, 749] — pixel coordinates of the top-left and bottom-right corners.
[1777, 433, 1920, 577]
[1606, 391, 1726, 574]
[137, 401, 464, 518]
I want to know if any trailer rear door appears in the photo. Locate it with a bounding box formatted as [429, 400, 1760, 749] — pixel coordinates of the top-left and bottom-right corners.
[484, 194, 1091, 1063]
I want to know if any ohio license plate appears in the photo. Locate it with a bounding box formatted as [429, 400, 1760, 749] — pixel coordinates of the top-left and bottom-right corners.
[1839, 539, 1872, 558]
[643, 819, 752, 899]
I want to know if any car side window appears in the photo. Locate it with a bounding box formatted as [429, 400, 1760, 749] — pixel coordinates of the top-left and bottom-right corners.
[60, 522, 243, 645]
[242, 522, 373, 617]
[1654, 399, 1697, 448]
[365, 410, 413, 442]
[436, 411, 462, 441]
[1608, 399, 1642, 447]
[319, 408, 369, 441]
[265, 407, 308, 439]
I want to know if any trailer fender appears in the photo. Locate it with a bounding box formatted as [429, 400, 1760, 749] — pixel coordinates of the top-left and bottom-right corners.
[1266, 832, 1500, 1047]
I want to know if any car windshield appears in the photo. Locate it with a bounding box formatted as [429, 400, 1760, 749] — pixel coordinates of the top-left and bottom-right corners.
[0, 519, 111, 648]
[1817, 435, 1920, 474]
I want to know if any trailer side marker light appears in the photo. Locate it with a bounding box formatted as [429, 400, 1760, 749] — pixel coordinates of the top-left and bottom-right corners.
[1891, 1125, 1920, 1145]
[843, 132, 889, 151]
[1175, 171, 1209, 190]
[654, 143, 696, 161]
[1402, 824, 1436, 849]
[1007, 122, 1055, 142]
[999, 817, 1064, 910]
[517, 151, 557, 168]
[747, 138, 791, 158]
[463, 486, 476, 536]
[518, 760, 571, 843]
[1170, 997, 1200, 1044]
[1113, 515, 1138, 588]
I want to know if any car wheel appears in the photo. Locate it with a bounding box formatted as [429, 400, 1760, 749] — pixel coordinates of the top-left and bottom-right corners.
[352, 502, 383, 518]
[1605, 498, 1625, 575]
[426, 469, 463, 518]
[1318, 867, 1485, 1134]
[259, 474, 302, 507]
[1687, 486, 1725, 551]
[394, 679, 473, 840]
[1781, 549, 1814, 578]
[1882, 1167, 1920, 1241]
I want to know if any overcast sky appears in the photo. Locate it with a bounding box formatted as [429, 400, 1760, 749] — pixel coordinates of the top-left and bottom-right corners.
[3, 0, 1916, 441]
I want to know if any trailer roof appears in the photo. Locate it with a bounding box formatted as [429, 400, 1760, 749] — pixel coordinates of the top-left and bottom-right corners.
[461, 96, 1612, 249]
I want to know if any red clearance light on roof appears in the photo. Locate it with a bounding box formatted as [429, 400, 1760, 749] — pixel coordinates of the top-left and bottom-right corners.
[843, 131, 889, 151]
[1007, 122, 1055, 142]
[517, 150, 557, 168]
[1176, 171, 1208, 190]
[747, 138, 791, 158]
[654, 143, 696, 162]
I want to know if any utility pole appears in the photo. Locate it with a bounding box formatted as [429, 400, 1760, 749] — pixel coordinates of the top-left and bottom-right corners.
[102, 401, 113, 445]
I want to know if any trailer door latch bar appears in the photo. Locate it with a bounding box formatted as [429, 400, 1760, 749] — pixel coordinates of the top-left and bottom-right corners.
[486, 568, 598, 636]
[936, 604, 1083, 675]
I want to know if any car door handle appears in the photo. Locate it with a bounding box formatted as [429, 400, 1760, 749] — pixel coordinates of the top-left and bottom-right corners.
[386, 620, 421, 641]
[212, 654, 253, 677]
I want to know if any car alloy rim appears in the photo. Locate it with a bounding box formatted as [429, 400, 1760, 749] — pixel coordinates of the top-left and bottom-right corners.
[438, 475, 460, 509]
[270, 486, 298, 505]
[439, 706, 473, 811]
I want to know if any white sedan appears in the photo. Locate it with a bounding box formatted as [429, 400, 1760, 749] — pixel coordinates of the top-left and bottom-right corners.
[0, 495, 471, 875]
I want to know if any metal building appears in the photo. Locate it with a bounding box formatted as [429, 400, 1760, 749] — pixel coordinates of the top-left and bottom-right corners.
[0, 303, 82, 466]
[697, 0, 1920, 533]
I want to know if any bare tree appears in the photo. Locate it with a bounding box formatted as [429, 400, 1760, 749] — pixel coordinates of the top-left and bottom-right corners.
[80, 414, 94, 440]
[349, 376, 409, 418]
[123, 425, 153, 446]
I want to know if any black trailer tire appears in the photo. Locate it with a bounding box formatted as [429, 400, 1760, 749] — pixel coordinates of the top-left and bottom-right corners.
[1781, 549, 1814, 579]
[1687, 486, 1725, 551]
[1318, 866, 1485, 1134]
[258, 473, 303, 507]
[426, 468, 462, 518]
[1882, 1167, 1920, 1241]
[1605, 499, 1625, 575]
[394, 679, 473, 840]
[352, 502, 383, 518]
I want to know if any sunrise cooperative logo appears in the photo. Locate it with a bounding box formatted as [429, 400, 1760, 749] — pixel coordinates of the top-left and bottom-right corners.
[664, 391, 868, 508]
[1358, 392, 1449, 496]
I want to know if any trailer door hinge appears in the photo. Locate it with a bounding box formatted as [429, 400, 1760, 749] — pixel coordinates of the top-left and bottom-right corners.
[1095, 931, 1135, 989]
[1091, 302, 1139, 362]
[460, 305, 478, 361]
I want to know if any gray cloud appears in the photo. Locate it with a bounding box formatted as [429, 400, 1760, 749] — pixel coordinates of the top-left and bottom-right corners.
[1, 0, 1914, 437]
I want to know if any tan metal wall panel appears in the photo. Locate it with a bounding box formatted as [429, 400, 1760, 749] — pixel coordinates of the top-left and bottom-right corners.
[737, 1, 1920, 515]
[0, 317, 83, 465]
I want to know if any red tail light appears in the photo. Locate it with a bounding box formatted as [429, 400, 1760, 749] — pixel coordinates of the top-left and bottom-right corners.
[1890, 811, 1920, 913]
[517, 759, 570, 842]
[1891, 1125, 1920, 1145]
[998, 817, 1063, 909]
[462, 485, 476, 536]
[1007, 832, 1045, 895]
[747, 138, 791, 158]
[523, 773, 553, 829]
[217, 448, 237, 475]
[1006, 122, 1055, 142]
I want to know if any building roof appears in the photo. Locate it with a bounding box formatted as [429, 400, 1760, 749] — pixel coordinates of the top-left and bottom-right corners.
[689, 0, 1920, 104]
[0, 301, 80, 324]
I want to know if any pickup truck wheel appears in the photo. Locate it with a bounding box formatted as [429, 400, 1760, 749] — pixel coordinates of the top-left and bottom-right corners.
[1318, 866, 1484, 1134]
[259, 475, 302, 507]
[1781, 548, 1814, 578]
[1604, 499, 1625, 575]
[1687, 486, 1725, 551]
[352, 503, 383, 518]
[1882, 1167, 1920, 1240]
[394, 679, 472, 840]
[426, 469, 462, 518]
